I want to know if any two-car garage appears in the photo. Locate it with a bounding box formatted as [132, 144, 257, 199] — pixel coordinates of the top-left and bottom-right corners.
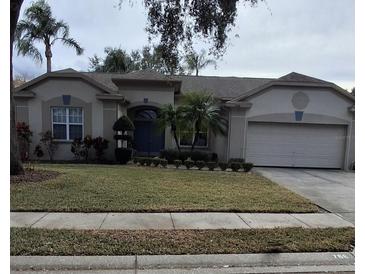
[245, 122, 347, 169]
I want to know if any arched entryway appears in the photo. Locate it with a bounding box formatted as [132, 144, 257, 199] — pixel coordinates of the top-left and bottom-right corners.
[129, 107, 165, 156]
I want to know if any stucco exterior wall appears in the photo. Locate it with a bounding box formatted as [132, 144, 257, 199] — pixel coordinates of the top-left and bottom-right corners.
[16, 78, 108, 161]
[121, 83, 176, 155]
[227, 86, 355, 169]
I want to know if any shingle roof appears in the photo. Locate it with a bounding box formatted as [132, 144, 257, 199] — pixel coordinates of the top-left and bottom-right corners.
[19, 69, 348, 101]
[82, 70, 274, 99]
[173, 75, 273, 99]
[278, 72, 331, 84]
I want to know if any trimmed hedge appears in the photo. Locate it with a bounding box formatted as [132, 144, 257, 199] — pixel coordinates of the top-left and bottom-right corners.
[230, 162, 242, 172]
[196, 160, 205, 170]
[174, 159, 182, 168]
[207, 161, 217, 171]
[184, 159, 194, 170]
[160, 159, 168, 167]
[152, 157, 160, 167]
[242, 162, 254, 172]
[218, 162, 228, 171]
[160, 149, 214, 164]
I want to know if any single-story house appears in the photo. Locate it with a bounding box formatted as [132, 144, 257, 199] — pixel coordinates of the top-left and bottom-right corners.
[14, 68, 355, 170]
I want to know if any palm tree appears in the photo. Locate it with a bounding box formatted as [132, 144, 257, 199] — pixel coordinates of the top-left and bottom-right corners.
[15, 0, 84, 72]
[180, 92, 227, 151]
[157, 104, 182, 152]
[184, 49, 216, 76]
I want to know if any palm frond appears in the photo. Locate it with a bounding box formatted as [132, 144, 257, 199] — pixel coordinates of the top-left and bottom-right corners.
[15, 38, 43, 63]
[60, 38, 84, 55]
[54, 20, 70, 39]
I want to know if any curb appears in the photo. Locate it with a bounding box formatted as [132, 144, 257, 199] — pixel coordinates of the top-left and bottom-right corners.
[11, 252, 355, 271]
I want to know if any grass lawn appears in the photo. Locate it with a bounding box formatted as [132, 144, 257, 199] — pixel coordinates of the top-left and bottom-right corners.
[11, 164, 318, 213]
[11, 227, 354, 256]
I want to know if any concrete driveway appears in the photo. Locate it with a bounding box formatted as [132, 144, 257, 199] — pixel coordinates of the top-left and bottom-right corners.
[255, 168, 355, 224]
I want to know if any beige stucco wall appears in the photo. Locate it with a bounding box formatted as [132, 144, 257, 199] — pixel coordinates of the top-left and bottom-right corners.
[120, 82, 175, 154]
[227, 86, 355, 169]
[16, 78, 108, 161]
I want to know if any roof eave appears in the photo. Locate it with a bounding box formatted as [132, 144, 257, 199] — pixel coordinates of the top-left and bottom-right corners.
[229, 80, 355, 103]
[15, 71, 114, 94]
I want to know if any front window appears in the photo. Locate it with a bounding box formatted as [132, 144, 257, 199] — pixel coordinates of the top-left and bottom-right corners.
[179, 127, 208, 147]
[52, 107, 83, 140]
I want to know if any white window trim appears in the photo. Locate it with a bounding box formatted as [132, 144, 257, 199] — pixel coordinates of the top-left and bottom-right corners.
[179, 128, 209, 148]
[51, 107, 84, 141]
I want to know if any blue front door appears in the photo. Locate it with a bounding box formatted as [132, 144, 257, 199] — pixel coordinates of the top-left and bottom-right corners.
[133, 109, 165, 156]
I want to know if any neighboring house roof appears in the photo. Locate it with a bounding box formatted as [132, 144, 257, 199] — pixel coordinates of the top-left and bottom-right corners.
[14, 69, 354, 102]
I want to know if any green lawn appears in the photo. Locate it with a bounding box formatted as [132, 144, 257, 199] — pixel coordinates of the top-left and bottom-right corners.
[11, 164, 319, 213]
[11, 227, 354, 255]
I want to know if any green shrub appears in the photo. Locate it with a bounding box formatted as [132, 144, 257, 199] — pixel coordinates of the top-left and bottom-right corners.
[196, 160, 206, 170]
[218, 162, 228, 171]
[152, 157, 161, 167]
[207, 161, 217, 171]
[133, 157, 139, 164]
[145, 158, 152, 166]
[160, 149, 216, 164]
[242, 162, 254, 172]
[184, 159, 194, 169]
[174, 159, 182, 168]
[160, 149, 180, 164]
[138, 157, 146, 166]
[160, 159, 168, 168]
[229, 158, 245, 164]
[190, 151, 210, 162]
[230, 162, 242, 172]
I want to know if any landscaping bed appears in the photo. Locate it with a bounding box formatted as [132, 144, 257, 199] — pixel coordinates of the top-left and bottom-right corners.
[11, 227, 354, 256]
[11, 164, 319, 213]
[10, 169, 60, 184]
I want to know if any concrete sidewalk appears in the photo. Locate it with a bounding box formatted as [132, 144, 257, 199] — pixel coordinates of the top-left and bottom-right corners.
[10, 252, 355, 273]
[11, 212, 354, 230]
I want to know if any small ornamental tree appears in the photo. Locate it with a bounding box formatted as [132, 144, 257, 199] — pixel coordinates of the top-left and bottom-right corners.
[71, 137, 83, 161]
[82, 135, 93, 162]
[16, 122, 32, 162]
[92, 137, 109, 162]
[113, 115, 135, 164]
[40, 130, 58, 161]
[70, 135, 93, 162]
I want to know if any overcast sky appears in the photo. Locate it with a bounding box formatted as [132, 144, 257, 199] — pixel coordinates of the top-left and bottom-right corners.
[13, 0, 354, 90]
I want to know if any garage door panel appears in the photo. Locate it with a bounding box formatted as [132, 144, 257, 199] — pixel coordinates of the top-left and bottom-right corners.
[246, 123, 346, 168]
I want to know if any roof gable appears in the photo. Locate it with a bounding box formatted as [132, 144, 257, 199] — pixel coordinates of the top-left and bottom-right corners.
[229, 72, 354, 103]
[278, 72, 330, 84]
[14, 69, 114, 94]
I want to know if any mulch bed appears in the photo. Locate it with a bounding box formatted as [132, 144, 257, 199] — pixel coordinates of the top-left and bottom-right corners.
[11, 169, 60, 184]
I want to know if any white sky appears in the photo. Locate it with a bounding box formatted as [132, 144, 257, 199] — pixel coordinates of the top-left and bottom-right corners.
[13, 0, 355, 90]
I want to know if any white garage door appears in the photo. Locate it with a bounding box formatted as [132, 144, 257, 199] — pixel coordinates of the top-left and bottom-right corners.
[246, 122, 346, 168]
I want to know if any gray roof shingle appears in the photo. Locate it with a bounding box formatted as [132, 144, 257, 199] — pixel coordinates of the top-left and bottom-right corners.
[47, 69, 341, 100]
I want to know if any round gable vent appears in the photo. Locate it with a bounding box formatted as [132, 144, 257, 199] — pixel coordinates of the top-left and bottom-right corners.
[292, 91, 309, 109]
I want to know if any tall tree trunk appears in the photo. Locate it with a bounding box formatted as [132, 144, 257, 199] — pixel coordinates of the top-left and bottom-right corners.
[45, 44, 52, 72]
[172, 130, 181, 153]
[195, 67, 199, 76]
[191, 122, 200, 152]
[171, 123, 181, 152]
[10, 0, 24, 175]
